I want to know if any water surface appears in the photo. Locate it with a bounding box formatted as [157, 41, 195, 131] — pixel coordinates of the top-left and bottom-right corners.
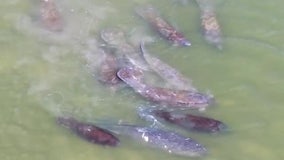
[1, 0, 284, 159]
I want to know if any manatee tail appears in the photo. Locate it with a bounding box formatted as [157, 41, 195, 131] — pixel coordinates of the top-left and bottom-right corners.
[135, 5, 159, 21]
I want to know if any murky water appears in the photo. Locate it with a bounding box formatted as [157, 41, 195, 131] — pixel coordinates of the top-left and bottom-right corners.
[1, 0, 284, 159]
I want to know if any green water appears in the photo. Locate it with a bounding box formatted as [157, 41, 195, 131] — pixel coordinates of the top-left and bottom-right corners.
[1, 0, 284, 159]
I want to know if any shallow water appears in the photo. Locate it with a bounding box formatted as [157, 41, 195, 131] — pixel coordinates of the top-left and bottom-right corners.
[1, 0, 284, 159]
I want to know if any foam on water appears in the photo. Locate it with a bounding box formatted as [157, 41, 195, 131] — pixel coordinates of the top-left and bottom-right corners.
[15, 1, 124, 119]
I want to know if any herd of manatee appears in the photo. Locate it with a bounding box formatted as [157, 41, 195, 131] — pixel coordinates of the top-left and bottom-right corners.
[38, 0, 226, 157]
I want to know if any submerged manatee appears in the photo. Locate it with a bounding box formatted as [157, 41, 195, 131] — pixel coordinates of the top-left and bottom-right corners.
[40, 0, 64, 32]
[195, 0, 223, 49]
[98, 49, 121, 86]
[200, 9, 222, 49]
[140, 41, 196, 91]
[100, 28, 149, 70]
[98, 123, 207, 157]
[57, 117, 119, 147]
[136, 5, 191, 46]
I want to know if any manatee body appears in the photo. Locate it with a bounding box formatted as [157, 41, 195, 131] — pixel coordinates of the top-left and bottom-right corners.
[57, 117, 119, 147]
[100, 124, 207, 157]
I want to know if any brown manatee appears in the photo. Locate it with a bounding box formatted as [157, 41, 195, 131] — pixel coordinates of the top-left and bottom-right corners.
[117, 67, 213, 110]
[137, 106, 226, 133]
[136, 5, 191, 46]
[57, 117, 119, 147]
